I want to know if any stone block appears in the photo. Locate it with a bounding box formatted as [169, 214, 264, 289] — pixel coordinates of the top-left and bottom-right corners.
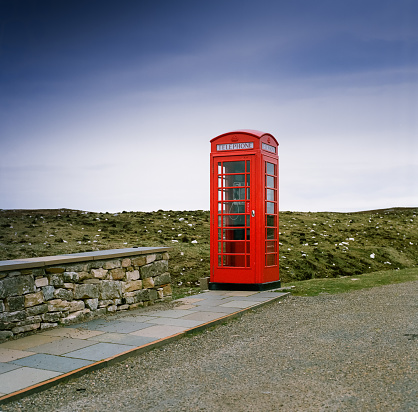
[68, 300, 85, 312]
[42, 286, 55, 301]
[91, 268, 108, 279]
[83, 279, 101, 284]
[42, 312, 62, 322]
[132, 256, 147, 267]
[114, 298, 122, 305]
[16, 315, 42, 326]
[124, 280, 142, 292]
[199, 277, 209, 291]
[5, 296, 25, 311]
[60, 309, 90, 325]
[54, 288, 74, 301]
[0, 330, 13, 340]
[162, 252, 170, 260]
[162, 284, 172, 296]
[104, 260, 121, 269]
[136, 289, 150, 301]
[126, 270, 140, 281]
[146, 254, 156, 264]
[32, 268, 45, 277]
[35, 277, 49, 288]
[121, 258, 131, 267]
[154, 272, 171, 287]
[26, 303, 48, 316]
[99, 299, 113, 307]
[12, 323, 40, 334]
[140, 260, 168, 279]
[74, 284, 99, 299]
[0, 310, 26, 323]
[63, 271, 79, 282]
[142, 277, 155, 289]
[65, 263, 89, 272]
[157, 288, 164, 299]
[84, 298, 98, 311]
[0, 275, 36, 298]
[99, 281, 122, 300]
[78, 271, 92, 281]
[48, 273, 64, 286]
[24, 291, 44, 308]
[107, 305, 117, 313]
[110, 268, 125, 280]
[46, 267, 64, 274]
[129, 302, 144, 310]
[63, 283, 75, 289]
[118, 304, 129, 311]
[0, 300, 4, 312]
[40, 322, 58, 330]
[48, 299, 70, 312]
[149, 289, 158, 301]
[8, 271, 21, 277]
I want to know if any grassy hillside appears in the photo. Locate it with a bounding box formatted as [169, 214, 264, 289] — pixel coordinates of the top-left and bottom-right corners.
[0, 208, 417, 295]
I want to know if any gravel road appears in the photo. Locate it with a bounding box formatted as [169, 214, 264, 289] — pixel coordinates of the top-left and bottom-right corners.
[2, 281, 417, 412]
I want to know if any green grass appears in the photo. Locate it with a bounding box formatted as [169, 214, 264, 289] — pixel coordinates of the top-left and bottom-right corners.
[282, 267, 418, 296]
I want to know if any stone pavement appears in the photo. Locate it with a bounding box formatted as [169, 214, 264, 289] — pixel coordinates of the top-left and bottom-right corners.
[0, 289, 288, 404]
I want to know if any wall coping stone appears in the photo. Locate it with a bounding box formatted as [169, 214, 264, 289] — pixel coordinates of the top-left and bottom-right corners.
[0, 247, 171, 272]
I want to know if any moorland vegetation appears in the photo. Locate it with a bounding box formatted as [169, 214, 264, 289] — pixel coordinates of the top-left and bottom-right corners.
[0, 207, 417, 296]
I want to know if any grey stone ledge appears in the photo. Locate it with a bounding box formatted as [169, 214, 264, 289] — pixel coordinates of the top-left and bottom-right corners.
[0, 247, 171, 272]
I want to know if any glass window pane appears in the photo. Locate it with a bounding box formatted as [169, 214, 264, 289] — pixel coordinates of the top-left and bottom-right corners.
[218, 189, 224, 201]
[246, 161, 250, 173]
[218, 162, 223, 174]
[218, 255, 222, 266]
[246, 174, 250, 186]
[246, 215, 250, 226]
[224, 174, 245, 187]
[247, 188, 250, 200]
[266, 162, 275, 175]
[266, 215, 275, 226]
[218, 229, 222, 239]
[266, 176, 275, 188]
[266, 254, 276, 266]
[223, 229, 245, 240]
[267, 228, 276, 239]
[266, 189, 275, 201]
[266, 241, 276, 253]
[224, 161, 245, 174]
[266, 202, 275, 214]
[223, 215, 246, 227]
[224, 201, 245, 214]
[246, 255, 250, 267]
[246, 242, 250, 253]
[223, 254, 246, 267]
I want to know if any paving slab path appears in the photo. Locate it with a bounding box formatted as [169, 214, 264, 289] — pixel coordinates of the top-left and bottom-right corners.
[0, 281, 417, 411]
[0, 289, 288, 405]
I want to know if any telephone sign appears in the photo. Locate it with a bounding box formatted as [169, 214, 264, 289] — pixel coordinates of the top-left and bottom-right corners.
[209, 130, 280, 291]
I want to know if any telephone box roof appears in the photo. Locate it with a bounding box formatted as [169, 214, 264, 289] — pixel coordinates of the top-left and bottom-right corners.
[211, 130, 278, 145]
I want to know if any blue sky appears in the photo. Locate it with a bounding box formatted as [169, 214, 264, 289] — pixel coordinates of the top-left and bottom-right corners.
[0, 0, 417, 212]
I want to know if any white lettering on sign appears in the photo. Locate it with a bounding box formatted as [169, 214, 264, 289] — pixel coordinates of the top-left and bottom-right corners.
[216, 142, 254, 151]
[262, 143, 276, 153]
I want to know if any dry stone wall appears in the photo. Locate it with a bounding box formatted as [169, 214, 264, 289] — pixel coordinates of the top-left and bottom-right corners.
[0, 247, 171, 340]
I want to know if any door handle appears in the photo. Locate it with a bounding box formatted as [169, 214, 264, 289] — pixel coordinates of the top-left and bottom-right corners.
[251, 210, 255, 217]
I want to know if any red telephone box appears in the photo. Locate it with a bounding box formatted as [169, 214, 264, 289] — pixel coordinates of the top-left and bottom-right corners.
[209, 130, 280, 291]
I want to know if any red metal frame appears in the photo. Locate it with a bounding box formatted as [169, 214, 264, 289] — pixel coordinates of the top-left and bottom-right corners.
[210, 130, 279, 290]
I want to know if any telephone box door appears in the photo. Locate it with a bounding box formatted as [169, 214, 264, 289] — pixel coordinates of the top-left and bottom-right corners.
[211, 155, 255, 284]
